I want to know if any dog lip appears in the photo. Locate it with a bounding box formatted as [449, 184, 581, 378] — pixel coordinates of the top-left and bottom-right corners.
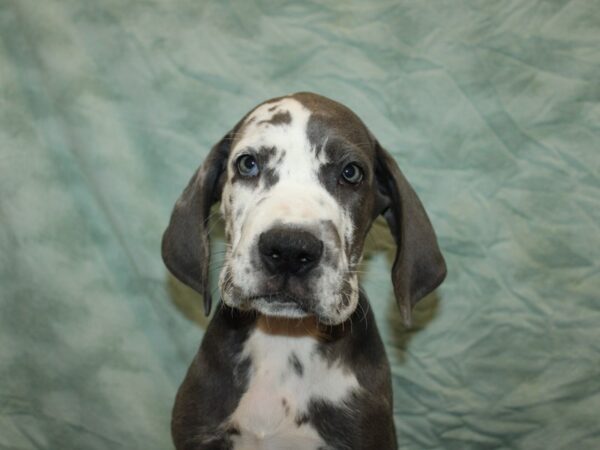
[245, 293, 310, 308]
[243, 293, 314, 316]
[250, 297, 313, 319]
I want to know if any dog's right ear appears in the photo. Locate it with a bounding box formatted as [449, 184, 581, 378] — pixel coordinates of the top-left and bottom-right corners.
[161, 132, 233, 316]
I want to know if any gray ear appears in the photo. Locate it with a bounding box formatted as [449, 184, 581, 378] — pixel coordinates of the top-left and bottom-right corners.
[161, 133, 232, 316]
[374, 142, 446, 326]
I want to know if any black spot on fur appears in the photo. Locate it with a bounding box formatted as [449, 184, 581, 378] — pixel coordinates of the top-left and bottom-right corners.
[276, 149, 286, 166]
[257, 146, 278, 160]
[288, 352, 304, 377]
[253, 146, 280, 189]
[281, 398, 291, 416]
[295, 412, 310, 427]
[258, 110, 291, 126]
[262, 167, 280, 189]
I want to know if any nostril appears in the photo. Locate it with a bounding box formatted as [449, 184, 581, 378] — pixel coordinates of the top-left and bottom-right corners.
[298, 253, 311, 264]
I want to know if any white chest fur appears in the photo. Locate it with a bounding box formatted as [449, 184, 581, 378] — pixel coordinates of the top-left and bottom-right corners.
[229, 317, 360, 450]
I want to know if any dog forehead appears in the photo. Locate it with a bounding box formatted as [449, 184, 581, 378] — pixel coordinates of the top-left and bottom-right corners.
[232, 93, 373, 156]
[232, 98, 310, 152]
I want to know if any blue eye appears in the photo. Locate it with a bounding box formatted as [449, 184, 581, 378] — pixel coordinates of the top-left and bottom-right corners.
[341, 163, 363, 184]
[237, 155, 259, 177]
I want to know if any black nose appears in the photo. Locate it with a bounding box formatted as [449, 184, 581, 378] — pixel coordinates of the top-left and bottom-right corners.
[258, 227, 324, 276]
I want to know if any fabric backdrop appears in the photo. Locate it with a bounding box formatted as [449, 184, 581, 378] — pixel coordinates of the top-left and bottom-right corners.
[1, 1, 599, 449]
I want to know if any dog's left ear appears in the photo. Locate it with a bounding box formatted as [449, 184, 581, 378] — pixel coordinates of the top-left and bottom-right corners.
[161, 132, 233, 316]
[374, 141, 447, 327]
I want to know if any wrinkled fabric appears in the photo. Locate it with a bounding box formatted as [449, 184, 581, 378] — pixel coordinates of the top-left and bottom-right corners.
[1, 1, 599, 449]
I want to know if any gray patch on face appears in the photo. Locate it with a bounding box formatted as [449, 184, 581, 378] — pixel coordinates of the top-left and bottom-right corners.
[257, 146, 280, 189]
[262, 166, 280, 189]
[288, 352, 304, 377]
[258, 110, 292, 126]
[257, 146, 277, 160]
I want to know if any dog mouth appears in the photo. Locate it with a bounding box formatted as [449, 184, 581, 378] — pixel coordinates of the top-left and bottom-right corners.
[241, 293, 314, 319]
[220, 265, 359, 324]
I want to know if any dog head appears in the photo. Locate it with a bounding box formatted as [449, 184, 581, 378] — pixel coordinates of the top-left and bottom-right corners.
[162, 92, 446, 325]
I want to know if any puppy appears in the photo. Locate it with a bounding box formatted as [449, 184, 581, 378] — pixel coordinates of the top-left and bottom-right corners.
[162, 92, 446, 450]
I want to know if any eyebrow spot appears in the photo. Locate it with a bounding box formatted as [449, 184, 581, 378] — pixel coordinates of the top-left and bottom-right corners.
[262, 167, 280, 189]
[258, 110, 292, 126]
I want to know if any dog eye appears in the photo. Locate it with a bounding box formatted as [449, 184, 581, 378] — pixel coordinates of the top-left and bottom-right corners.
[236, 155, 259, 177]
[341, 163, 363, 184]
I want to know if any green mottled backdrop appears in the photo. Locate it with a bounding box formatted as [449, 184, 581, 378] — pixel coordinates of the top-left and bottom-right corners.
[1, 1, 599, 449]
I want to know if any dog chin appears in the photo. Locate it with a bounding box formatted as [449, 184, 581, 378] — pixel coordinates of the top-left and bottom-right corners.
[251, 300, 354, 326]
[251, 298, 312, 319]
[220, 290, 355, 325]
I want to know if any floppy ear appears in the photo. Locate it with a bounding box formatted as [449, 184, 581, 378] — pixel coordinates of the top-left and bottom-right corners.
[374, 142, 447, 327]
[161, 133, 233, 316]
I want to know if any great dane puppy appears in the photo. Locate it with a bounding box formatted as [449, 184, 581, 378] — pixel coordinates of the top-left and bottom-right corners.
[162, 92, 446, 450]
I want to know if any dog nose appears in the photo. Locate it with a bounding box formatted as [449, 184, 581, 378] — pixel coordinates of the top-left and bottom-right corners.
[258, 227, 323, 276]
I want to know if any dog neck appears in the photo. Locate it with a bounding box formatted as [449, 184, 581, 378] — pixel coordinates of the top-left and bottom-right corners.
[254, 314, 339, 342]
